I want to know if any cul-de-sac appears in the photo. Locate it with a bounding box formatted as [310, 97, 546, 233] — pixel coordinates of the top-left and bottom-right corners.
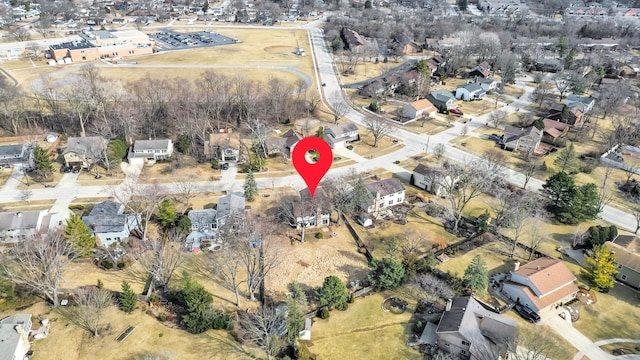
[0, 0, 639, 359]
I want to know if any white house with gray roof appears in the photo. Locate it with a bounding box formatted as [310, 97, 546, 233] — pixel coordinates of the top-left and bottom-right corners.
[0, 143, 32, 168]
[455, 83, 487, 101]
[128, 139, 174, 165]
[0, 314, 32, 360]
[364, 178, 405, 216]
[324, 123, 359, 149]
[82, 201, 139, 246]
[0, 210, 50, 243]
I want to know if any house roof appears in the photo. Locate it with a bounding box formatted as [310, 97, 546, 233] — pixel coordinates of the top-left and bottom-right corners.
[436, 297, 517, 358]
[217, 192, 245, 219]
[606, 241, 640, 274]
[366, 178, 404, 198]
[477, 77, 497, 85]
[0, 314, 31, 360]
[282, 129, 303, 148]
[0, 144, 26, 157]
[88, 201, 123, 216]
[326, 123, 359, 138]
[342, 28, 366, 48]
[543, 119, 569, 139]
[293, 188, 331, 217]
[566, 95, 594, 106]
[133, 139, 171, 151]
[0, 210, 46, 231]
[207, 130, 241, 150]
[413, 163, 444, 176]
[188, 208, 217, 225]
[471, 61, 491, 77]
[63, 136, 107, 156]
[504, 279, 578, 312]
[430, 89, 456, 103]
[513, 258, 577, 295]
[503, 125, 541, 144]
[82, 201, 131, 234]
[392, 33, 417, 48]
[408, 99, 436, 112]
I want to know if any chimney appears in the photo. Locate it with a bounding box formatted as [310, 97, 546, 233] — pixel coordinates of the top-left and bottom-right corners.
[513, 261, 520, 271]
[446, 299, 452, 311]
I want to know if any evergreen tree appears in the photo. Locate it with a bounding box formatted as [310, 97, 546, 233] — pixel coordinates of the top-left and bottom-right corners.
[316, 276, 348, 310]
[285, 297, 305, 344]
[542, 171, 576, 207]
[331, 36, 344, 53]
[32, 145, 53, 180]
[108, 139, 128, 163]
[175, 272, 215, 334]
[559, 183, 600, 224]
[349, 178, 370, 215]
[584, 244, 618, 292]
[63, 213, 96, 257]
[287, 281, 307, 306]
[554, 143, 578, 173]
[463, 255, 488, 295]
[368, 257, 406, 290]
[157, 199, 177, 230]
[244, 170, 258, 202]
[120, 281, 137, 313]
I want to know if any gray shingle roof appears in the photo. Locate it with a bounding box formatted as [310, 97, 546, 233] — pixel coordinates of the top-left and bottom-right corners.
[0, 210, 45, 231]
[217, 192, 245, 219]
[366, 178, 404, 197]
[63, 136, 107, 155]
[0, 144, 26, 157]
[133, 139, 171, 151]
[82, 201, 129, 233]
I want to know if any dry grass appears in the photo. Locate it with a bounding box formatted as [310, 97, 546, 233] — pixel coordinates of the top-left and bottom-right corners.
[308, 290, 422, 360]
[574, 284, 640, 342]
[96, 67, 301, 84]
[600, 342, 640, 355]
[137, 158, 219, 184]
[401, 117, 452, 135]
[437, 241, 529, 277]
[502, 312, 579, 359]
[457, 99, 494, 116]
[503, 84, 526, 98]
[337, 59, 407, 85]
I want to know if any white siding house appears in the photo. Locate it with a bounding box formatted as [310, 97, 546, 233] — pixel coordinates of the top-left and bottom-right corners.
[128, 139, 174, 165]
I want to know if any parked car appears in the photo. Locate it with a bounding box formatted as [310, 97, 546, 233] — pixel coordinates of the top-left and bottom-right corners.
[450, 108, 463, 116]
[488, 134, 501, 141]
[221, 163, 230, 170]
[514, 303, 541, 323]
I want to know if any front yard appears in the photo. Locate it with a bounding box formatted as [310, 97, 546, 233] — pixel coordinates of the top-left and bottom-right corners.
[574, 284, 640, 341]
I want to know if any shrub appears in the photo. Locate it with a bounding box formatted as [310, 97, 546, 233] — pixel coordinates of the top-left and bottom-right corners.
[296, 343, 313, 360]
[346, 145, 354, 150]
[117, 262, 126, 269]
[148, 294, 159, 303]
[336, 302, 348, 311]
[318, 308, 330, 319]
[69, 204, 84, 210]
[348, 293, 355, 303]
[100, 259, 114, 269]
[315, 232, 324, 239]
[368, 101, 379, 112]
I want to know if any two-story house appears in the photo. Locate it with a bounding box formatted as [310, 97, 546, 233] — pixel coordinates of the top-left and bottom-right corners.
[283, 188, 331, 230]
[605, 237, 640, 289]
[128, 139, 174, 165]
[205, 129, 241, 162]
[0, 210, 51, 243]
[364, 178, 405, 217]
[411, 164, 457, 197]
[186, 208, 218, 252]
[0, 143, 32, 168]
[324, 123, 359, 149]
[501, 258, 579, 314]
[426, 297, 517, 360]
[502, 125, 543, 153]
[547, 103, 584, 126]
[0, 314, 32, 360]
[476, 77, 500, 92]
[427, 89, 457, 111]
[185, 192, 246, 251]
[63, 136, 108, 169]
[82, 201, 139, 247]
[565, 95, 596, 113]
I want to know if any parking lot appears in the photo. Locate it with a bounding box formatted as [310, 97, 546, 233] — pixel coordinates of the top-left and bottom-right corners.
[149, 30, 238, 51]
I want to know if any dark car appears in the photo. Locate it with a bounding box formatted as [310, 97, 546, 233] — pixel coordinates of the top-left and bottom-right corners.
[63, 166, 72, 173]
[514, 303, 541, 323]
[221, 163, 230, 170]
[488, 134, 501, 141]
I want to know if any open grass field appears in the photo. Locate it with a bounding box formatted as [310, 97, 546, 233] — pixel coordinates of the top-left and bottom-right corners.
[18, 302, 255, 360]
[337, 59, 407, 85]
[96, 67, 302, 84]
[307, 290, 422, 360]
[457, 99, 494, 117]
[574, 284, 640, 342]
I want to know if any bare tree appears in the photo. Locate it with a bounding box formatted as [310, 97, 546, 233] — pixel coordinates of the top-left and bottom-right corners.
[321, 177, 353, 225]
[488, 110, 507, 128]
[363, 116, 392, 147]
[433, 143, 446, 160]
[0, 233, 72, 306]
[8, 25, 30, 42]
[238, 306, 287, 360]
[58, 286, 113, 337]
[531, 81, 554, 106]
[441, 161, 493, 233]
[198, 244, 244, 308]
[408, 273, 455, 302]
[507, 329, 564, 360]
[503, 197, 535, 259]
[554, 75, 571, 100]
[627, 195, 640, 234]
[516, 154, 540, 189]
[136, 241, 185, 291]
[525, 216, 547, 261]
[332, 99, 351, 124]
[173, 176, 198, 206]
[109, 181, 167, 241]
[34, 17, 52, 41]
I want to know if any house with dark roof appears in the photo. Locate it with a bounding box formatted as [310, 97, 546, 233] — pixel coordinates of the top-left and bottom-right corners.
[476, 77, 500, 92]
[341, 28, 369, 53]
[469, 61, 491, 78]
[82, 201, 139, 246]
[0, 314, 32, 360]
[423, 296, 517, 360]
[547, 103, 584, 126]
[0, 210, 51, 243]
[364, 178, 405, 216]
[605, 237, 640, 289]
[502, 125, 542, 153]
[128, 139, 173, 165]
[0, 143, 32, 168]
[282, 188, 331, 230]
[501, 258, 579, 314]
[205, 129, 241, 162]
[324, 123, 359, 149]
[63, 136, 108, 169]
[411, 164, 457, 197]
[266, 129, 303, 158]
[565, 94, 596, 113]
[402, 99, 437, 120]
[185, 192, 246, 251]
[455, 83, 487, 101]
[427, 89, 457, 111]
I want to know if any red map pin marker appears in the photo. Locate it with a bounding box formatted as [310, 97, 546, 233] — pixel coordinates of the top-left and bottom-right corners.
[292, 137, 333, 198]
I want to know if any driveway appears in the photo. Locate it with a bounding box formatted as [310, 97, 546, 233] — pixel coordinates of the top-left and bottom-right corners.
[543, 308, 611, 360]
